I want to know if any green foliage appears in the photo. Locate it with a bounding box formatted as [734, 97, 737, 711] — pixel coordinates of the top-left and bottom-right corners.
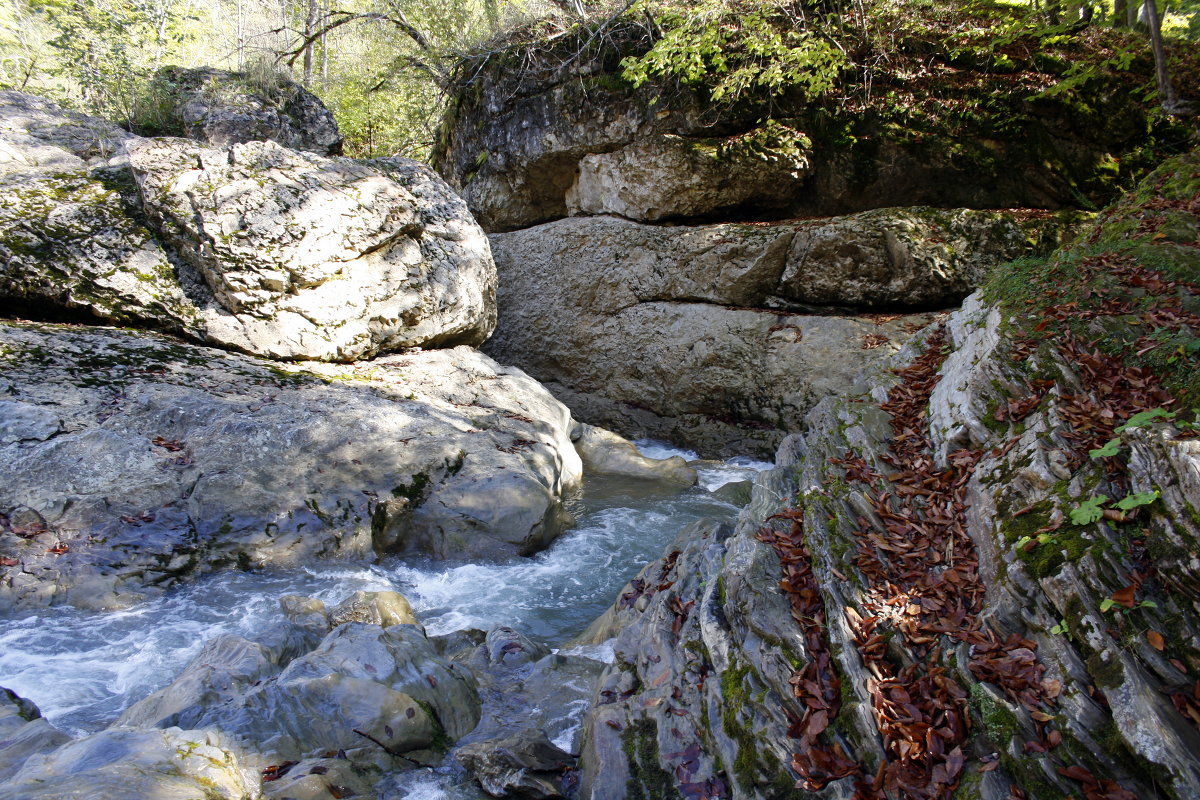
[1113, 490, 1160, 512]
[1088, 438, 1122, 458]
[1114, 407, 1175, 432]
[1070, 495, 1109, 525]
[620, 0, 846, 103]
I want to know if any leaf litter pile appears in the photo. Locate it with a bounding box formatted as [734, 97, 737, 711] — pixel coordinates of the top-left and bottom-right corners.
[759, 320, 1157, 799]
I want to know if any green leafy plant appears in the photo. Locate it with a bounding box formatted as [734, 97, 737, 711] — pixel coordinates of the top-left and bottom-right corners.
[620, 0, 846, 104]
[1114, 407, 1176, 433]
[1069, 495, 1109, 525]
[1089, 438, 1121, 458]
[1113, 490, 1160, 512]
[1100, 597, 1158, 613]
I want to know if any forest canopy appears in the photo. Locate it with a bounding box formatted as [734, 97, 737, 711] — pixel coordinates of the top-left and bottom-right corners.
[1, 0, 1197, 159]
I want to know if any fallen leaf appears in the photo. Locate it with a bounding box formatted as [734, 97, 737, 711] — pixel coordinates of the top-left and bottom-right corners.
[1110, 584, 1137, 609]
[1147, 630, 1165, 651]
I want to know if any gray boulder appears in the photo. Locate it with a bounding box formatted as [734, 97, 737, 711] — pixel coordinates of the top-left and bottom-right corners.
[149, 65, 342, 155]
[0, 727, 256, 800]
[259, 756, 374, 799]
[0, 322, 582, 611]
[564, 130, 809, 224]
[115, 634, 284, 730]
[457, 730, 576, 799]
[0, 93, 496, 363]
[163, 622, 480, 770]
[328, 590, 421, 629]
[127, 138, 496, 361]
[0, 90, 134, 180]
[453, 626, 605, 798]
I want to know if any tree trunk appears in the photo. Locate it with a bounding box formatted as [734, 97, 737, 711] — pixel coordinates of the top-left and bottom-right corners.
[1142, 0, 1181, 113]
[303, 0, 318, 86]
[1113, 0, 1129, 26]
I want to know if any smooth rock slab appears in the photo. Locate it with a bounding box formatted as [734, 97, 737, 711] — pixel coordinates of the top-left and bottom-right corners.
[0, 688, 71, 782]
[0, 90, 134, 180]
[0, 322, 582, 611]
[144, 622, 481, 770]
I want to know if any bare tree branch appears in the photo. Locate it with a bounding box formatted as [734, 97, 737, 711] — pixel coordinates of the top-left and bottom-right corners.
[277, 9, 434, 70]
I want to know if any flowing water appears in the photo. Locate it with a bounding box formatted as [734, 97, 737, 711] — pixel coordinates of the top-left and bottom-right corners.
[0, 442, 769, 746]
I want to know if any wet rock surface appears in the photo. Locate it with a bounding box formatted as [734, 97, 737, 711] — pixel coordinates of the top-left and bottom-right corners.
[0, 322, 581, 610]
[574, 284, 1200, 799]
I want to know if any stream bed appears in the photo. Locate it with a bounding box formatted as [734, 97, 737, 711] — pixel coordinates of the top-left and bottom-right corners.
[0, 442, 769, 758]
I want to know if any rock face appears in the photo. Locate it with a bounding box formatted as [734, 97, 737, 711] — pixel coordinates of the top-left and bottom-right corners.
[0, 689, 71, 782]
[574, 147, 1200, 800]
[433, 22, 1161, 233]
[576, 296, 1200, 799]
[0, 93, 496, 362]
[149, 65, 343, 155]
[136, 622, 481, 770]
[564, 130, 810, 224]
[452, 625, 604, 798]
[0, 322, 582, 611]
[484, 209, 1078, 456]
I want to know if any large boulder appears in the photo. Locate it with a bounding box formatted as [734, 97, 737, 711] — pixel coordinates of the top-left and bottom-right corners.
[126, 138, 496, 360]
[0, 321, 582, 611]
[0, 93, 496, 362]
[146, 65, 343, 155]
[483, 209, 1078, 456]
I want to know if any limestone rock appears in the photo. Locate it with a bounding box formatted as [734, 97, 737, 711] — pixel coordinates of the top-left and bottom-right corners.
[453, 625, 604, 797]
[259, 757, 374, 799]
[150, 66, 342, 155]
[0, 93, 495, 363]
[328, 590, 421, 629]
[0, 727, 256, 800]
[115, 634, 284, 730]
[565, 133, 808, 223]
[483, 210, 1077, 457]
[434, 22, 1161, 232]
[572, 423, 697, 486]
[128, 138, 495, 361]
[139, 623, 479, 771]
[0, 322, 582, 611]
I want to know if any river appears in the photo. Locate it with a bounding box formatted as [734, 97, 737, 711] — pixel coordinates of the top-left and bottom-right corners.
[0, 441, 769, 778]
